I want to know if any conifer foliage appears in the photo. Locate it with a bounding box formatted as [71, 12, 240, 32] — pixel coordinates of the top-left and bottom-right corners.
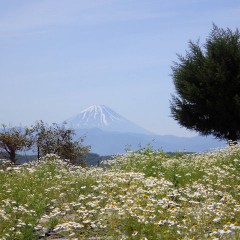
[171, 24, 240, 143]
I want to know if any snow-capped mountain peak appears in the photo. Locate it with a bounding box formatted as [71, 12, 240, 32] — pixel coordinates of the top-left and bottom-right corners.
[80, 105, 123, 126]
[65, 105, 151, 134]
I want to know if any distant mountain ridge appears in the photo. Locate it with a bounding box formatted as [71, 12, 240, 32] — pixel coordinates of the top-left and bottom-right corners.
[65, 105, 151, 135]
[74, 128, 226, 155]
[64, 105, 226, 155]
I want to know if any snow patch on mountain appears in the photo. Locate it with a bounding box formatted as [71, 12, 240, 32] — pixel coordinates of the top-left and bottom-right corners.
[65, 105, 152, 134]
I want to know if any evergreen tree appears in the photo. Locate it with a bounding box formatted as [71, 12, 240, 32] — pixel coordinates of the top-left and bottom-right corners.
[171, 24, 240, 143]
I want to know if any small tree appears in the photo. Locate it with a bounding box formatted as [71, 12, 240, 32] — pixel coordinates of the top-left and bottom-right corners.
[170, 24, 240, 143]
[0, 125, 33, 164]
[30, 121, 89, 165]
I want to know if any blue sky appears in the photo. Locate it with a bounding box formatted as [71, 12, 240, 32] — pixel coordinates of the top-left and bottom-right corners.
[0, 0, 240, 136]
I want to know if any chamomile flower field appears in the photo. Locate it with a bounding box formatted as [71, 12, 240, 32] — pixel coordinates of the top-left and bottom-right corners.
[0, 146, 240, 240]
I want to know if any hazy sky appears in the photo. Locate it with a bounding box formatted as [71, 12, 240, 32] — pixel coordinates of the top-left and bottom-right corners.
[0, 0, 239, 136]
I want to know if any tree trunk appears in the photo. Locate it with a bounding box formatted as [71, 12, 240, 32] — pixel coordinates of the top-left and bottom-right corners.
[228, 132, 238, 146]
[37, 146, 40, 159]
[9, 151, 16, 165]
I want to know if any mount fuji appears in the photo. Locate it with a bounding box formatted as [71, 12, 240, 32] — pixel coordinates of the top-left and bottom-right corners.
[65, 105, 151, 135]
[64, 105, 226, 155]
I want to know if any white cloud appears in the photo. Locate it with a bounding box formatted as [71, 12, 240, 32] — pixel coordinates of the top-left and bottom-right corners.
[0, 0, 174, 36]
[1, 0, 240, 37]
[0, 0, 110, 35]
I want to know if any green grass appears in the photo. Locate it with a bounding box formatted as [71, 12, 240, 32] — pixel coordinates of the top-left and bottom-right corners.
[0, 147, 240, 239]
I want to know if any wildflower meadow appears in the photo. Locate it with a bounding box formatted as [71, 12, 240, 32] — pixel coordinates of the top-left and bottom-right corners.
[0, 146, 240, 239]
